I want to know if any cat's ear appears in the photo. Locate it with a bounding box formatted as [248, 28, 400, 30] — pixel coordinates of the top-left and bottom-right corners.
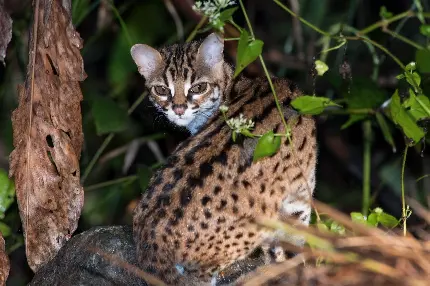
[130, 44, 163, 79]
[197, 33, 224, 67]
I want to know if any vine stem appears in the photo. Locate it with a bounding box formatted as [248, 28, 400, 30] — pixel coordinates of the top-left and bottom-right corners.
[401, 145, 409, 236]
[85, 175, 137, 191]
[362, 121, 372, 216]
[273, 0, 419, 71]
[186, 16, 207, 42]
[273, 0, 331, 37]
[238, 0, 255, 38]
[237, 0, 290, 136]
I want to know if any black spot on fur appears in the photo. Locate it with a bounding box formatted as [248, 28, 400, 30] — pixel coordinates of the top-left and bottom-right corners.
[201, 195, 212, 206]
[180, 188, 192, 206]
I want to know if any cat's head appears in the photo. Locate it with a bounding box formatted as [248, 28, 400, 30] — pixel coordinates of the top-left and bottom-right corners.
[131, 33, 233, 134]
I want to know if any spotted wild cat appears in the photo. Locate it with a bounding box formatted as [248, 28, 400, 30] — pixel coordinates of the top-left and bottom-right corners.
[131, 33, 317, 285]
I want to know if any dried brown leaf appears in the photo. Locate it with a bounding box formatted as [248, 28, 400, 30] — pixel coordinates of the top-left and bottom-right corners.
[0, 234, 9, 285]
[9, 0, 86, 271]
[0, 1, 12, 64]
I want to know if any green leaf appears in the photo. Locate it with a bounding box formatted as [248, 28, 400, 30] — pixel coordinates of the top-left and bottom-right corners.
[346, 78, 387, 109]
[375, 112, 396, 152]
[377, 212, 399, 228]
[240, 129, 255, 138]
[291, 95, 341, 115]
[0, 222, 11, 237]
[219, 7, 238, 22]
[330, 221, 345, 235]
[367, 213, 378, 227]
[379, 6, 393, 19]
[350, 212, 366, 224]
[0, 169, 15, 219]
[414, 0, 425, 23]
[405, 62, 417, 72]
[232, 131, 237, 142]
[91, 96, 129, 135]
[404, 90, 430, 121]
[234, 30, 264, 77]
[317, 223, 329, 232]
[416, 49, 430, 73]
[389, 90, 425, 143]
[420, 24, 430, 37]
[341, 114, 367, 129]
[253, 131, 281, 161]
[314, 60, 329, 76]
[405, 72, 421, 90]
[137, 165, 152, 192]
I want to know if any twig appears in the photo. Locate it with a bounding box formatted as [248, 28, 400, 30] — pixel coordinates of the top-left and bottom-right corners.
[401, 145, 409, 236]
[163, 0, 184, 41]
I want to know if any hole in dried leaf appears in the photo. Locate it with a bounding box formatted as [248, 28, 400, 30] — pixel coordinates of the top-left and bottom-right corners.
[47, 151, 60, 175]
[46, 135, 54, 147]
[46, 54, 59, 76]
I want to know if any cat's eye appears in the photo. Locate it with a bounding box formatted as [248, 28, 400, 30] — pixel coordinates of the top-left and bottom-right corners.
[189, 83, 209, 94]
[153, 86, 170, 96]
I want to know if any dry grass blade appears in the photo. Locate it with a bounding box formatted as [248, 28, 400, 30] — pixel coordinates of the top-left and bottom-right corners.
[240, 200, 430, 285]
[8, 0, 86, 271]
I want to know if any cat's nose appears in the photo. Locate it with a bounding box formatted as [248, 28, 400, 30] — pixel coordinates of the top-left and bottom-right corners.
[173, 105, 186, 116]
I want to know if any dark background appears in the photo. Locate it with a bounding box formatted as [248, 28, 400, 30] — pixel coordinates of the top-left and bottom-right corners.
[0, 0, 429, 284]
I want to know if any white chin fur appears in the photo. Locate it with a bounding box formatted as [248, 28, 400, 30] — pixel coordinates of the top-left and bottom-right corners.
[166, 109, 194, 127]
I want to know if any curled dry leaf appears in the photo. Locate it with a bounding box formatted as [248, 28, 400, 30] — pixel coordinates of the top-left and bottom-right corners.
[9, 0, 86, 272]
[0, 235, 9, 285]
[0, 0, 13, 64]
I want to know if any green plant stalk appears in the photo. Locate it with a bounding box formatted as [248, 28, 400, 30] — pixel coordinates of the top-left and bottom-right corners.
[362, 121, 372, 216]
[81, 133, 115, 184]
[238, 0, 255, 38]
[416, 174, 430, 182]
[384, 29, 424, 50]
[320, 39, 347, 55]
[350, 36, 406, 69]
[273, 0, 331, 37]
[237, 0, 289, 135]
[274, 0, 408, 71]
[85, 175, 138, 191]
[186, 16, 207, 43]
[108, 0, 133, 47]
[401, 145, 409, 236]
[358, 11, 414, 35]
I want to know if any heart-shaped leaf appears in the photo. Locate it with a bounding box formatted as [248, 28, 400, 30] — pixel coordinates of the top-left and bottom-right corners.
[234, 30, 264, 77]
[253, 131, 281, 162]
[389, 89, 425, 143]
[377, 212, 399, 228]
[291, 95, 341, 115]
